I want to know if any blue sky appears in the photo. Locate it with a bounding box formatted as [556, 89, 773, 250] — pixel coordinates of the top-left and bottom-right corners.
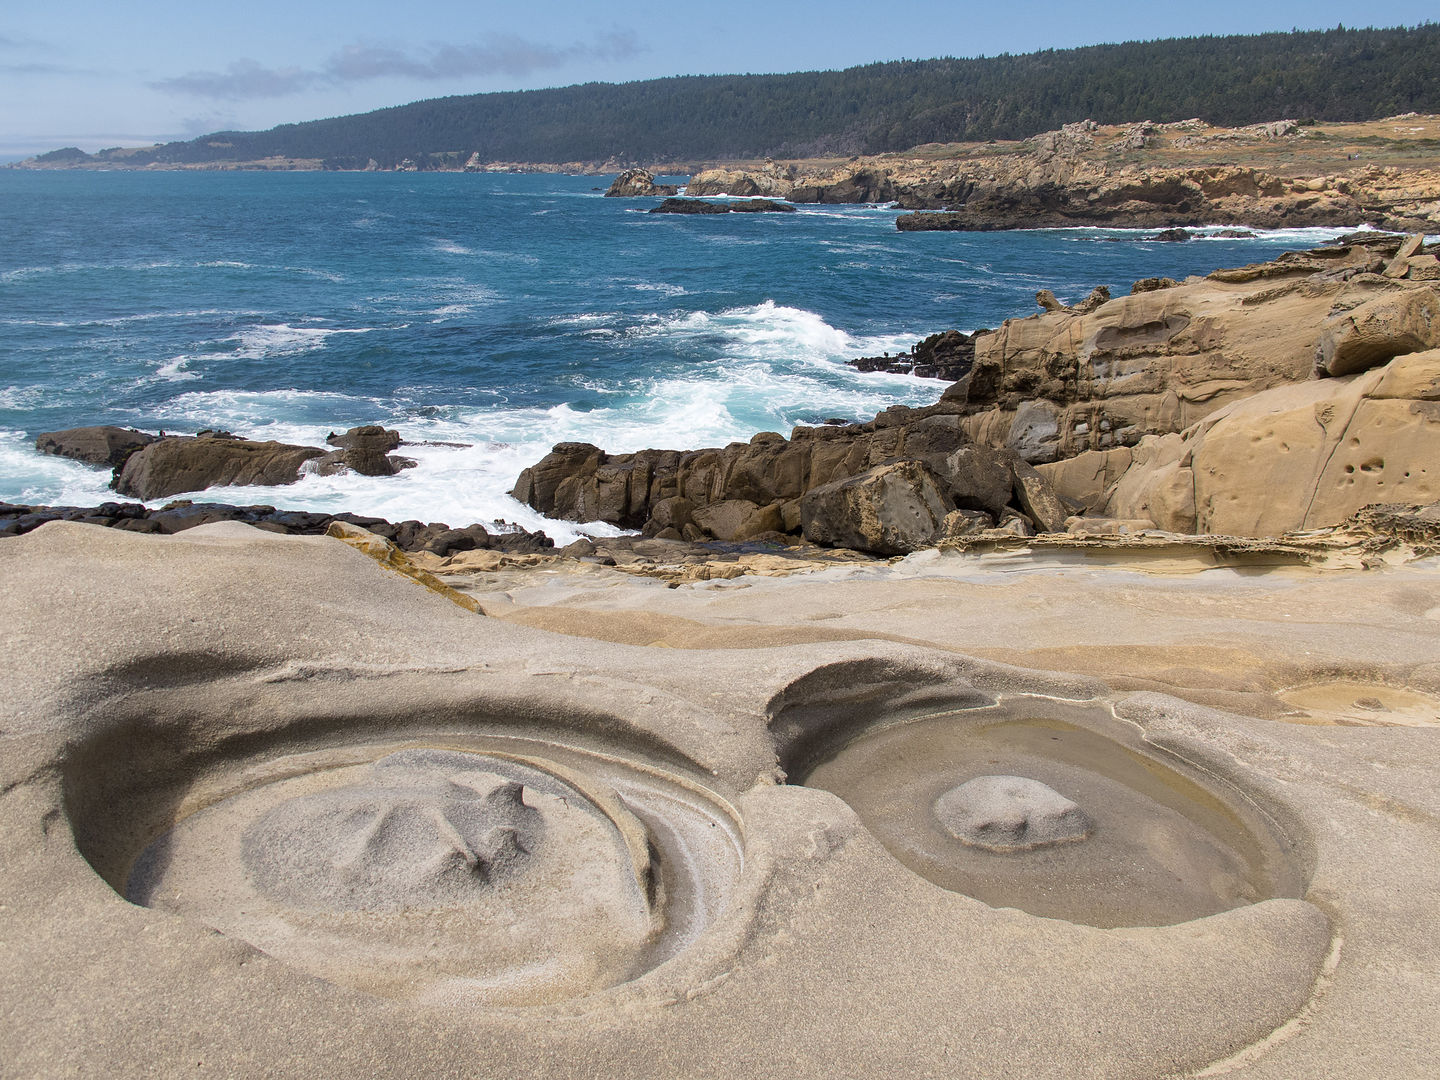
[2, 1, 1436, 160]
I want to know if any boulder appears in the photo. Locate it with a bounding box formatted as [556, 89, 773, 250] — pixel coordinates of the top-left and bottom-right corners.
[1314, 287, 1440, 377]
[34, 426, 157, 467]
[604, 169, 679, 197]
[800, 461, 954, 555]
[113, 437, 326, 501]
[1011, 462, 1070, 533]
[940, 443, 1015, 518]
[691, 499, 784, 542]
[1036, 447, 1134, 511]
[326, 425, 401, 452]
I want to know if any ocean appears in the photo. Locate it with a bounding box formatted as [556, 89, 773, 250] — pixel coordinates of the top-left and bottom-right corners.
[0, 169, 1364, 543]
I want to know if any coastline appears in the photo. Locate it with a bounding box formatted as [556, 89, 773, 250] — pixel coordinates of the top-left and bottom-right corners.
[4, 146, 1440, 1079]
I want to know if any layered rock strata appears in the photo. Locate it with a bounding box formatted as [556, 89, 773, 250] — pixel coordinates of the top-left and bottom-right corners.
[686, 120, 1440, 231]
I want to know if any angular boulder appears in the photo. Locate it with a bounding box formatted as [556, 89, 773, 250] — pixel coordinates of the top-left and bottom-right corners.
[1314, 287, 1440, 377]
[800, 460, 954, 555]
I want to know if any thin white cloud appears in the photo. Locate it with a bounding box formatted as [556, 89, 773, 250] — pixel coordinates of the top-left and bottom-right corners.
[151, 29, 646, 101]
[151, 59, 318, 100]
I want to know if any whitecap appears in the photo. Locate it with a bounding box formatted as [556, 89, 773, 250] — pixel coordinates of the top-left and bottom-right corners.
[225, 324, 374, 359]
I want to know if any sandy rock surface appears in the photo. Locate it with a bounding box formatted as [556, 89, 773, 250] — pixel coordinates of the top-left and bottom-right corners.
[2, 521, 1439, 1077]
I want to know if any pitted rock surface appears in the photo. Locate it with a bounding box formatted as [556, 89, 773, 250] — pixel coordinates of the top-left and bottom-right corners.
[242, 750, 542, 911]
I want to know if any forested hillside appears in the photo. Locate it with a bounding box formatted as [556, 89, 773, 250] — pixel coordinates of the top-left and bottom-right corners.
[84, 24, 1440, 168]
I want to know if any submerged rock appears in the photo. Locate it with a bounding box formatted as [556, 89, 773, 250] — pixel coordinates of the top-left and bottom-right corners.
[934, 775, 1092, 853]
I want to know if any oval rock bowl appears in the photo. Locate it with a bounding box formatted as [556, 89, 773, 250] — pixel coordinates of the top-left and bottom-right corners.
[71, 733, 742, 1008]
[792, 696, 1307, 928]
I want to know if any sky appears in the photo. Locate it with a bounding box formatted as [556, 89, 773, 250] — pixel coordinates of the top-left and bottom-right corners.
[2, 1, 1436, 161]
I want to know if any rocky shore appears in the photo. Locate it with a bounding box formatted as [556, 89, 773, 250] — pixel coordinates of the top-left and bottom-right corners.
[513, 232, 1440, 554]
[683, 116, 1440, 232]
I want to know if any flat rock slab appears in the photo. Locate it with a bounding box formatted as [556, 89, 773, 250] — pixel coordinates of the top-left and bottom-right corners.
[2, 522, 1439, 1078]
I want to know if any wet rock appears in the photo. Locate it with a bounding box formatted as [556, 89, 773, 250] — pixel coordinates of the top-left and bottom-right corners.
[34, 426, 157, 468]
[933, 775, 1092, 852]
[648, 197, 793, 214]
[113, 436, 326, 500]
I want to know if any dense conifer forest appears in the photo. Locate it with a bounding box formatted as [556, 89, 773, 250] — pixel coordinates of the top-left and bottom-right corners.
[77, 24, 1440, 168]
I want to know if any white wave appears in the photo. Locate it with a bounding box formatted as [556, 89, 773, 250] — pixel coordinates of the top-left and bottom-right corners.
[157, 388, 389, 431]
[432, 239, 473, 255]
[0, 386, 48, 410]
[628, 283, 688, 296]
[226, 324, 373, 359]
[0, 430, 119, 508]
[152, 356, 201, 382]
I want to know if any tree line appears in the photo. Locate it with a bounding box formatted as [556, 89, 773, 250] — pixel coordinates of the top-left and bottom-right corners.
[82, 24, 1440, 169]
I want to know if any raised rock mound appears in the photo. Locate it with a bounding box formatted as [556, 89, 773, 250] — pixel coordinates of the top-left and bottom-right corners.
[603, 168, 679, 197]
[113, 433, 326, 500]
[934, 776, 1093, 853]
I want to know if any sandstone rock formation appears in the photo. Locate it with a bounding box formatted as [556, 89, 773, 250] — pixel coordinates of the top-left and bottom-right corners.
[515, 242, 1440, 546]
[603, 168, 679, 197]
[1103, 348, 1440, 535]
[685, 120, 1440, 231]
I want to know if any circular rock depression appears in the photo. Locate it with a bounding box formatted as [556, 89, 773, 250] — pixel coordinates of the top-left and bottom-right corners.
[796, 698, 1305, 928]
[121, 742, 741, 1007]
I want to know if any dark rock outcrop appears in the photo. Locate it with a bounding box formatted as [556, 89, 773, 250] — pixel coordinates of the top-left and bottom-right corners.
[35, 426, 157, 467]
[848, 329, 982, 382]
[113, 435, 327, 500]
[604, 169, 679, 197]
[318, 425, 416, 477]
[511, 413, 1068, 554]
[40, 423, 420, 500]
[649, 198, 794, 215]
[0, 501, 553, 554]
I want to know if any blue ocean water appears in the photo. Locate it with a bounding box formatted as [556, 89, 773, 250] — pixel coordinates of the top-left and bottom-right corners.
[0, 170, 1363, 541]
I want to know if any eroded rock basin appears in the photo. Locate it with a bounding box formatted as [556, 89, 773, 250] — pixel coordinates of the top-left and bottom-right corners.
[98, 737, 742, 1007]
[798, 696, 1305, 928]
